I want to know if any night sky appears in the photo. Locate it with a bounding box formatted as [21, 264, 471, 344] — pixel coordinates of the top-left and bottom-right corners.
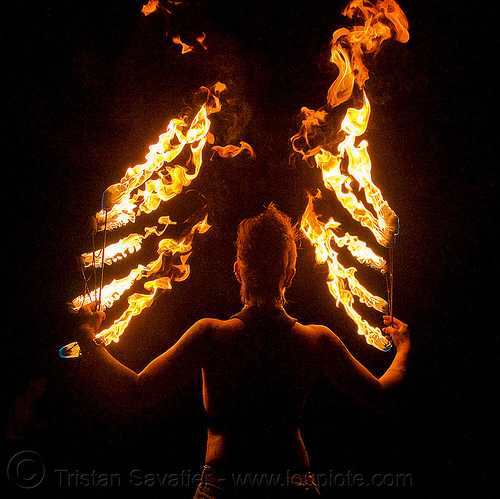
[3, 1, 494, 497]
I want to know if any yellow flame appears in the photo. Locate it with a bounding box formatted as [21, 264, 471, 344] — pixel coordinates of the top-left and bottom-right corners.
[301, 193, 390, 351]
[211, 141, 255, 160]
[333, 232, 387, 273]
[316, 91, 397, 248]
[73, 83, 238, 343]
[297, 0, 408, 350]
[95, 214, 211, 345]
[96, 83, 226, 231]
[328, 0, 409, 108]
[80, 221, 173, 268]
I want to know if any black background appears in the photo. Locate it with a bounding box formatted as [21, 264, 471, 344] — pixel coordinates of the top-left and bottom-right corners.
[2, 1, 495, 497]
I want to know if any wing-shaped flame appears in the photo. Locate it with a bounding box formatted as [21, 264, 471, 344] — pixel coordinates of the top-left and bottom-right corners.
[97, 85, 225, 231]
[72, 84, 232, 344]
[95, 215, 211, 345]
[296, 0, 408, 350]
[301, 193, 390, 351]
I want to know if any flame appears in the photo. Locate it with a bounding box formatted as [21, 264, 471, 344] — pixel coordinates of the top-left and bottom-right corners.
[142, 2, 208, 53]
[171, 32, 208, 54]
[301, 193, 390, 351]
[172, 35, 195, 54]
[95, 215, 210, 345]
[211, 141, 255, 160]
[196, 32, 208, 51]
[296, 0, 408, 350]
[301, 193, 388, 303]
[72, 83, 241, 343]
[312, 91, 397, 248]
[333, 232, 387, 273]
[96, 83, 226, 231]
[80, 221, 173, 268]
[141, 0, 160, 16]
[328, 0, 409, 108]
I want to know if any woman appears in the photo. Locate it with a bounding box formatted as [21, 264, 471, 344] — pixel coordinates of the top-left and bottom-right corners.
[76, 204, 410, 498]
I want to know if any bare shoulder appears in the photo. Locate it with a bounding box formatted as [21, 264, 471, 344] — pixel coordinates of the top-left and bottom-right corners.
[191, 317, 219, 329]
[190, 317, 243, 337]
[292, 322, 345, 349]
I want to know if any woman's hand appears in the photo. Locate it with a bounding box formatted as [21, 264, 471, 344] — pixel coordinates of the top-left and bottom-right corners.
[383, 316, 410, 351]
[77, 302, 106, 335]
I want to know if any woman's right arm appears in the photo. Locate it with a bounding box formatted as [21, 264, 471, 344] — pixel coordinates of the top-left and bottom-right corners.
[73, 304, 213, 413]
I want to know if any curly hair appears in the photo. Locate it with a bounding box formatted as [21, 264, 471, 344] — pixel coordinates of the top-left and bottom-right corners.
[236, 204, 298, 308]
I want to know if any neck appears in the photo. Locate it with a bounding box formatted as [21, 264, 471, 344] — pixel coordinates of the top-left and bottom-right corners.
[244, 299, 284, 310]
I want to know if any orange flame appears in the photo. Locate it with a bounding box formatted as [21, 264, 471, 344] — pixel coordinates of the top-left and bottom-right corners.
[296, 0, 408, 350]
[80, 220, 173, 268]
[72, 83, 244, 343]
[172, 35, 195, 54]
[196, 32, 208, 51]
[211, 141, 255, 160]
[171, 32, 208, 54]
[142, 2, 208, 53]
[141, 1, 160, 16]
[96, 83, 226, 231]
[328, 0, 409, 108]
[301, 193, 390, 351]
[95, 215, 210, 345]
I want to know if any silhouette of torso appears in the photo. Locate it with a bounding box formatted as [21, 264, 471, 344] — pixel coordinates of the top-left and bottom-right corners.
[202, 307, 323, 473]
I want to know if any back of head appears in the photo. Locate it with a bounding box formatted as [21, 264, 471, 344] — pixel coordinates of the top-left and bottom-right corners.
[236, 204, 298, 308]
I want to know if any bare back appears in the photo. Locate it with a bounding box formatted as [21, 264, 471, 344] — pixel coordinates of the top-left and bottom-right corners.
[84, 303, 397, 473]
[202, 307, 325, 473]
